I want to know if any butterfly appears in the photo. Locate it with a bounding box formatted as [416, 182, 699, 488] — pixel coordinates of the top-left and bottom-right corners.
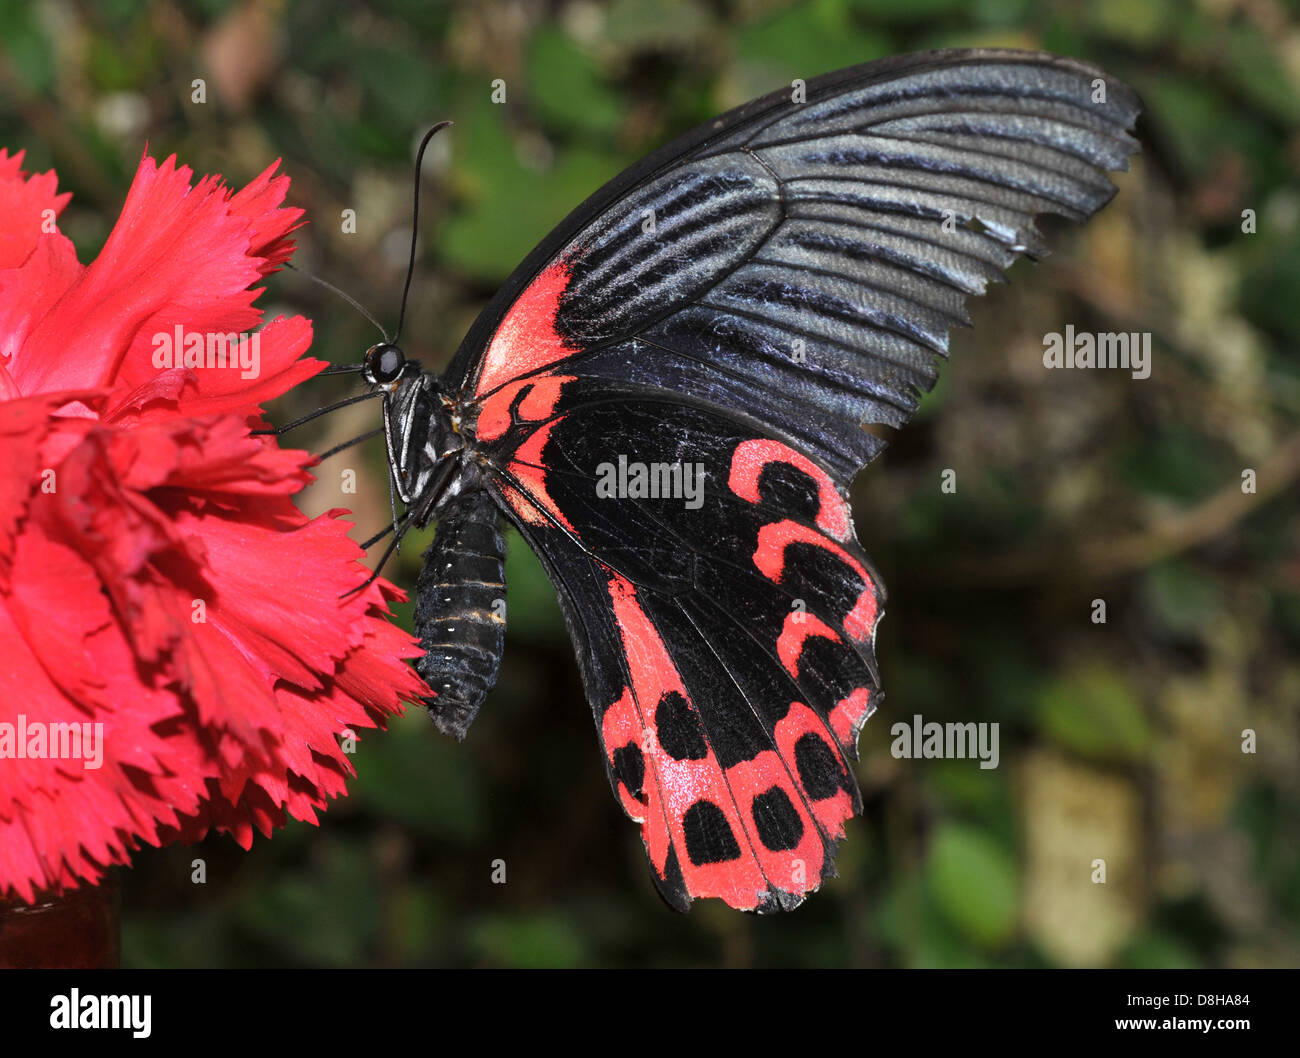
[275, 48, 1141, 912]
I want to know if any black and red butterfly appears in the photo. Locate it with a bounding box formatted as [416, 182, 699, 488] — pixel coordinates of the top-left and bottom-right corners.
[273, 49, 1141, 912]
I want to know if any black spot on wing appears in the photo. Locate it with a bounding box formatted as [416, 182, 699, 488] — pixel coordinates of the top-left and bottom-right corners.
[752, 787, 804, 851]
[778, 540, 871, 628]
[612, 742, 646, 800]
[654, 844, 691, 913]
[655, 690, 708, 761]
[795, 732, 851, 800]
[791, 634, 879, 751]
[756, 460, 823, 526]
[683, 800, 742, 865]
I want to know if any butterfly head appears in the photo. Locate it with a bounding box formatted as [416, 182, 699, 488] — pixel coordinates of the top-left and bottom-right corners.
[363, 341, 412, 389]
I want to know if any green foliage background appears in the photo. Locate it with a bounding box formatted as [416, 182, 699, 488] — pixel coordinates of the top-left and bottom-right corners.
[2, 0, 1298, 967]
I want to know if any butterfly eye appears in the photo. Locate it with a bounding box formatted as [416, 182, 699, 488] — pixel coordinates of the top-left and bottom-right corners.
[364, 342, 406, 384]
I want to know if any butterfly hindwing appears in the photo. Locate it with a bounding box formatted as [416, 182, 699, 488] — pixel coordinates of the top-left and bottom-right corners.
[489, 387, 878, 910]
[441, 49, 1141, 909]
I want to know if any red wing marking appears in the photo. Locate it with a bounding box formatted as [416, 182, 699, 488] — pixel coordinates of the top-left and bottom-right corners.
[605, 573, 771, 908]
[601, 687, 648, 820]
[753, 520, 880, 642]
[474, 373, 575, 443]
[723, 750, 826, 891]
[831, 687, 874, 747]
[601, 573, 846, 909]
[500, 484, 551, 527]
[728, 439, 851, 541]
[475, 259, 574, 397]
[774, 702, 855, 837]
[775, 611, 840, 678]
[505, 419, 576, 532]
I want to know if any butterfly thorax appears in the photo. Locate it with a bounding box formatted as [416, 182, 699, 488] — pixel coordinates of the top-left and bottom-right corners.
[378, 363, 462, 518]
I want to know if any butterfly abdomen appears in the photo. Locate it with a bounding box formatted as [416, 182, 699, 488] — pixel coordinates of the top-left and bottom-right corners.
[414, 486, 507, 740]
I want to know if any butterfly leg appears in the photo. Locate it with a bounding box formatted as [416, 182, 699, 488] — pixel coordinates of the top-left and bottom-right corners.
[340, 509, 419, 599]
[251, 390, 384, 436]
[316, 426, 384, 462]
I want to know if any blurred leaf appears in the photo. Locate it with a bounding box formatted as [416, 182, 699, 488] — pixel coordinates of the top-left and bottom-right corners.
[1222, 24, 1300, 126]
[0, 2, 54, 93]
[354, 45, 446, 139]
[1034, 664, 1151, 762]
[1086, 0, 1173, 45]
[877, 869, 991, 967]
[373, 0, 451, 34]
[849, 0, 971, 19]
[1240, 237, 1300, 343]
[1120, 427, 1232, 503]
[603, 0, 713, 49]
[974, 465, 1043, 536]
[86, 35, 140, 91]
[737, 0, 891, 80]
[926, 822, 1019, 947]
[468, 910, 588, 967]
[1143, 559, 1222, 638]
[190, 0, 240, 16]
[967, 0, 1034, 27]
[1235, 784, 1300, 921]
[437, 97, 627, 280]
[1137, 75, 1243, 180]
[1039, 13, 1085, 56]
[527, 27, 622, 136]
[929, 759, 1012, 827]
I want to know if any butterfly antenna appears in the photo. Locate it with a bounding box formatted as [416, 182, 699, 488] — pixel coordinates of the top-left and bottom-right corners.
[284, 261, 390, 341]
[392, 120, 453, 345]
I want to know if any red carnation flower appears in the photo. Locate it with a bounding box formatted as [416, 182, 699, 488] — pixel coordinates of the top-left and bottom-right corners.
[0, 148, 428, 903]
